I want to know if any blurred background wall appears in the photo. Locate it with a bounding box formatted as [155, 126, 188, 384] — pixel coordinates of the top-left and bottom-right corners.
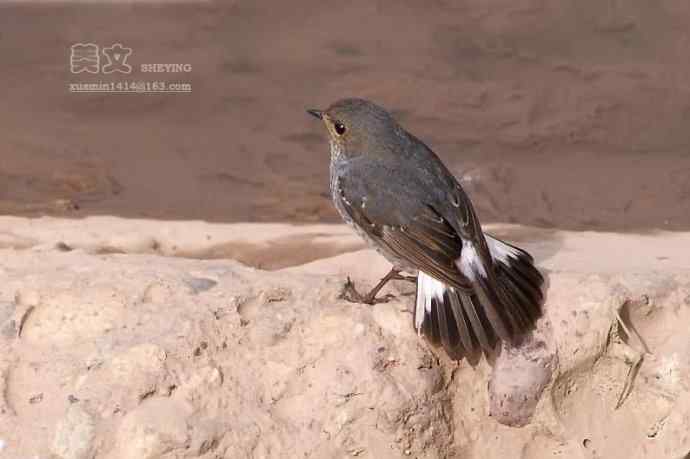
[1, 0, 689, 230]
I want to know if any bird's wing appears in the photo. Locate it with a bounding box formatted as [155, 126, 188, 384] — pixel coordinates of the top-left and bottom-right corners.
[333, 158, 472, 291]
[442, 177, 493, 265]
[405, 135, 493, 266]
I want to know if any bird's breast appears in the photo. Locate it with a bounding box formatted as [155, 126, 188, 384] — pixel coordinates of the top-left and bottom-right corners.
[328, 159, 416, 273]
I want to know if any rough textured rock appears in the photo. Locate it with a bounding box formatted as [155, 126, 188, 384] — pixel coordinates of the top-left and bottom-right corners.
[0, 250, 450, 458]
[450, 272, 690, 459]
[52, 405, 96, 459]
[488, 331, 557, 427]
[0, 218, 688, 459]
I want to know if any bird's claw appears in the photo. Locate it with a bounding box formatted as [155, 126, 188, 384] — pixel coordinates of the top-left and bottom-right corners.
[339, 277, 367, 303]
[338, 277, 393, 305]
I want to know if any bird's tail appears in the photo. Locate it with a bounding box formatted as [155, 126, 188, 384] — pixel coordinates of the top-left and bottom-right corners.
[414, 235, 544, 362]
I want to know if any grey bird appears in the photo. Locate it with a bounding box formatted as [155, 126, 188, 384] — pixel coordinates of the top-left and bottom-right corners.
[307, 98, 544, 361]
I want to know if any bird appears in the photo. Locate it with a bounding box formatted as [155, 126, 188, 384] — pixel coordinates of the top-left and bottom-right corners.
[307, 98, 544, 362]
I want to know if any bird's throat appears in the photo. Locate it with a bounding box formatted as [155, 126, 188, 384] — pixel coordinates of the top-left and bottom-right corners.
[328, 139, 343, 163]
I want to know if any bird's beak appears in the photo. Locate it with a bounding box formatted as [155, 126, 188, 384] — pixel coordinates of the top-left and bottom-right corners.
[306, 109, 323, 120]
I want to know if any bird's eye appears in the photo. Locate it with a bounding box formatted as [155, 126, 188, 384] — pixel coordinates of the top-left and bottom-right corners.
[334, 122, 347, 136]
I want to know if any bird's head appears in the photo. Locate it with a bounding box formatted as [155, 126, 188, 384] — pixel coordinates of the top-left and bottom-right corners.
[307, 98, 404, 158]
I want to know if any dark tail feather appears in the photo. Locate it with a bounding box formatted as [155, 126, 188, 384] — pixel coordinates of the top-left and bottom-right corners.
[467, 235, 544, 344]
[415, 235, 544, 361]
[486, 234, 544, 332]
[414, 281, 483, 363]
[434, 292, 465, 361]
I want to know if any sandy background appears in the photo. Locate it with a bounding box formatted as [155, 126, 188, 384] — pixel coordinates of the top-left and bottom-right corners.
[1, 0, 690, 230]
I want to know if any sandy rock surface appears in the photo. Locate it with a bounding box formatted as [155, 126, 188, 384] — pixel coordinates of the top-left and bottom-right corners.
[0, 218, 689, 459]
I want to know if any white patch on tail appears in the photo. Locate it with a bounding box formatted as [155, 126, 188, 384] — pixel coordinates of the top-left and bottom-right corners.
[415, 272, 446, 334]
[486, 235, 520, 263]
[458, 240, 487, 281]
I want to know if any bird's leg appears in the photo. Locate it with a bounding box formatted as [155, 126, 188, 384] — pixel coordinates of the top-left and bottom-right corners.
[340, 268, 412, 305]
[389, 272, 417, 283]
[362, 268, 402, 303]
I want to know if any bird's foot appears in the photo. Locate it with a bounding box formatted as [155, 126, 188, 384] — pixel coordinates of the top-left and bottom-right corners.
[338, 277, 394, 305]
